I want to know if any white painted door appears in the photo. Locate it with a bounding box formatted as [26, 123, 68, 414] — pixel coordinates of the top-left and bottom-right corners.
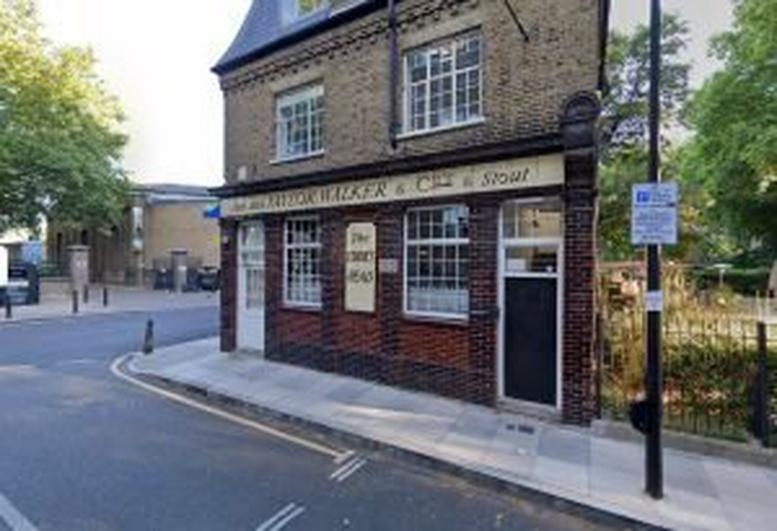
[238, 221, 265, 352]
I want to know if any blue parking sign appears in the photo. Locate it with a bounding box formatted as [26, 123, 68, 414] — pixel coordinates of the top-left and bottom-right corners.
[631, 183, 679, 245]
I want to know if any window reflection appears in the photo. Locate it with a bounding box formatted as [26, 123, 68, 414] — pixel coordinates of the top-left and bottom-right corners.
[503, 201, 562, 239]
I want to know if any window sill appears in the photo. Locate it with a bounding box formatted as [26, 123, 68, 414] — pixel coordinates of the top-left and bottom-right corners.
[402, 312, 469, 327]
[282, 303, 322, 313]
[397, 117, 486, 141]
[270, 150, 325, 166]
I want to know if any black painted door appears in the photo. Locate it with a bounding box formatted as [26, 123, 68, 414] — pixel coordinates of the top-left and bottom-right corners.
[504, 278, 558, 406]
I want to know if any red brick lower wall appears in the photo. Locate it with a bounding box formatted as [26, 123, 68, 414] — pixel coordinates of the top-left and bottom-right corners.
[250, 197, 501, 406]
[398, 321, 470, 368]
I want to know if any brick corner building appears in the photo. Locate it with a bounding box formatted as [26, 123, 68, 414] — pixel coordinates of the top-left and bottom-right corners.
[212, 0, 610, 425]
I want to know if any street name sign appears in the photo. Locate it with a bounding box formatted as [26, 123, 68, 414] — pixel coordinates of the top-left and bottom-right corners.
[631, 183, 678, 246]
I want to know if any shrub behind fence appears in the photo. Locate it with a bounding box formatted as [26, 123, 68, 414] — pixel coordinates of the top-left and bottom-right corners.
[598, 264, 776, 444]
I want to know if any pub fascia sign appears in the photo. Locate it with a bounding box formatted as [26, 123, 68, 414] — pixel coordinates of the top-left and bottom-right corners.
[223, 154, 564, 217]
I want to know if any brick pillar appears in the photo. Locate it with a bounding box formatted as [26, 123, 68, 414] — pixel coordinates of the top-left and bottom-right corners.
[220, 218, 238, 353]
[468, 197, 500, 406]
[377, 204, 403, 386]
[264, 215, 283, 359]
[560, 92, 601, 425]
[320, 210, 340, 373]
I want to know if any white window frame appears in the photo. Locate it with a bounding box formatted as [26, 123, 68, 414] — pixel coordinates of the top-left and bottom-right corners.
[274, 84, 325, 163]
[402, 31, 484, 137]
[403, 205, 470, 320]
[282, 0, 329, 25]
[283, 215, 323, 309]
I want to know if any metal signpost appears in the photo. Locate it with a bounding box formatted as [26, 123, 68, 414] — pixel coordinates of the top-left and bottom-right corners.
[0, 245, 7, 289]
[630, 0, 668, 500]
[1, 246, 8, 318]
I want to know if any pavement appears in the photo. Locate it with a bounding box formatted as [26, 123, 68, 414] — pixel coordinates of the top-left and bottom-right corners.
[0, 308, 626, 530]
[129, 338, 777, 531]
[1, 283, 218, 324]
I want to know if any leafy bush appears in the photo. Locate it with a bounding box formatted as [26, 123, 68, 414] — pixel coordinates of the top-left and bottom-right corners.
[599, 265, 772, 441]
[692, 267, 770, 296]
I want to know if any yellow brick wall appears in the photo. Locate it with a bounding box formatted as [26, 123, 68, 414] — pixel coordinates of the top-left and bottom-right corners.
[221, 0, 602, 183]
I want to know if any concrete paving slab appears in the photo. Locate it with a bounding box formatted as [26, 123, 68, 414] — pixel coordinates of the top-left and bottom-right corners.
[538, 427, 590, 466]
[663, 453, 717, 499]
[534, 455, 589, 495]
[590, 437, 643, 476]
[657, 491, 732, 531]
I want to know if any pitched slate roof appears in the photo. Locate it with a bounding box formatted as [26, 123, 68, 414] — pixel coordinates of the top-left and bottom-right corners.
[213, 0, 381, 75]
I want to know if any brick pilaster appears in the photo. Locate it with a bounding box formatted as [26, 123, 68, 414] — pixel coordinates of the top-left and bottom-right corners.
[264, 215, 284, 358]
[560, 92, 601, 425]
[220, 218, 238, 353]
[320, 210, 340, 373]
[467, 197, 500, 406]
[377, 204, 404, 386]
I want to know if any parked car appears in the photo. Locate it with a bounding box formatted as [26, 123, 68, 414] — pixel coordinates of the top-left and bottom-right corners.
[198, 267, 220, 291]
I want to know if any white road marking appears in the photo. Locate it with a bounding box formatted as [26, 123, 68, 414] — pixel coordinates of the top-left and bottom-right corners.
[111, 354, 349, 461]
[0, 494, 38, 531]
[255, 503, 306, 531]
[329, 456, 368, 482]
[333, 449, 355, 465]
[336, 458, 368, 482]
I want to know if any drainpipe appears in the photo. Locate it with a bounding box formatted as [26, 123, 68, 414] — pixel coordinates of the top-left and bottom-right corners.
[388, 0, 399, 150]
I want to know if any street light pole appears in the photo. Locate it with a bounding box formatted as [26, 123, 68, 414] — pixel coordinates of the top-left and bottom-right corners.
[646, 0, 664, 500]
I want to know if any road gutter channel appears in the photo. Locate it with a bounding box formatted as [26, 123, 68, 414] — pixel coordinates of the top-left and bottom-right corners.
[113, 353, 663, 531]
[111, 354, 347, 461]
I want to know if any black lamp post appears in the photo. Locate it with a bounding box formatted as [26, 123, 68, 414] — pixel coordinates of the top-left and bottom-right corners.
[645, 0, 664, 500]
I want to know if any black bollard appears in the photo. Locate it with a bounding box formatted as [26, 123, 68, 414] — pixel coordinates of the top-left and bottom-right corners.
[4, 297, 11, 320]
[103, 286, 109, 307]
[142, 319, 154, 355]
[72, 290, 79, 314]
[83, 285, 90, 304]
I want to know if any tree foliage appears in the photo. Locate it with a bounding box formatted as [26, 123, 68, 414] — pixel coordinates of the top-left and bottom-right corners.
[685, 0, 777, 256]
[0, 0, 129, 234]
[600, 13, 691, 160]
[599, 14, 697, 260]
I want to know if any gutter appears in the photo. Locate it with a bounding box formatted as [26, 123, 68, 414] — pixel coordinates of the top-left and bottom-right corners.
[598, 0, 612, 93]
[388, 0, 400, 149]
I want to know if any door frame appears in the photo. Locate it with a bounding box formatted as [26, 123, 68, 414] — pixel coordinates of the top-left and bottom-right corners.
[496, 199, 564, 412]
[237, 219, 266, 353]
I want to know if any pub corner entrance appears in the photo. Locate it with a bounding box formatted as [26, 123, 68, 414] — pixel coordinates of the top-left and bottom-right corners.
[498, 199, 563, 411]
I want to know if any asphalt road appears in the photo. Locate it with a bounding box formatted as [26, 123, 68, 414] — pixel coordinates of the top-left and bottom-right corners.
[0, 308, 625, 531]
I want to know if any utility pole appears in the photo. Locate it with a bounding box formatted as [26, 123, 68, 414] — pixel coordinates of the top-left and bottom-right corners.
[645, 0, 664, 500]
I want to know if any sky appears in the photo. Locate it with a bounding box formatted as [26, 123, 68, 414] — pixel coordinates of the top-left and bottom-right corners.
[36, 0, 734, 187]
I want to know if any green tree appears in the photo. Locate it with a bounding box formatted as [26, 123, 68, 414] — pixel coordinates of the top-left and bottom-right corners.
[600, 13, 691, 160]
[0, 0, 128, 234]
[686, 0, 777, 257]
[599, 14, 695, 260]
